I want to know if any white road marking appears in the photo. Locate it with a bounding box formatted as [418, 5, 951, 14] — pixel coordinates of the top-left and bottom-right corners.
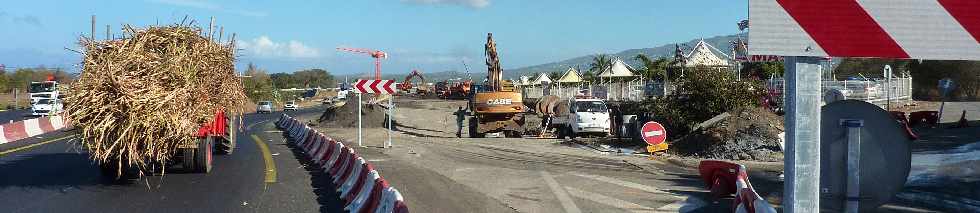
[564, 186, 659, 212]
[569, 172, 673, 196]
[569, 172, 707, 212]
[656, 197, 707, 212]
[540, 171, 582, 213]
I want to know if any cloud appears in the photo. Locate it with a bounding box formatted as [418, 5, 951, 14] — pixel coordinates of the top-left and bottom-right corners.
[238, 36, 320, 59]
[12, 15, 42, 27]
[0, 10, 42, 28]
[400, 0, 491, 9]
[148, 0, 269, 17]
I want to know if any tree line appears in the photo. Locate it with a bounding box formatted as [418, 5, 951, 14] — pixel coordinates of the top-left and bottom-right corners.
[242, 63, 337, 102]
[0, 67, 75, 93]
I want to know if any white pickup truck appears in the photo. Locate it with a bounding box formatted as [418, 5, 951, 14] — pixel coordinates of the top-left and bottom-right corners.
[551, 98, 611, 138]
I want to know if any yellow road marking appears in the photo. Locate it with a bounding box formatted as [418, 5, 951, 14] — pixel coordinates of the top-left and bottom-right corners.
[252, 134, 277, 183]
[0, 135, 76, 156]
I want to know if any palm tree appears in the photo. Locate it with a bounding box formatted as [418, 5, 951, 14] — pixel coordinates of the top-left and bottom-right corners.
[589, 54, 613, 75]
[548, 71, 561, 82]
[588, 54, 612, 83]
[633, 54, 671, 81]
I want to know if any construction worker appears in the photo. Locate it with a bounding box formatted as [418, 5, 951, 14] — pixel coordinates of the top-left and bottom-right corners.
[453, 106, 469, 138]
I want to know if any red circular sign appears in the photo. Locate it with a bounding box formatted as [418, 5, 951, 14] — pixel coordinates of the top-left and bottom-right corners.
[641, 121, 667, 145]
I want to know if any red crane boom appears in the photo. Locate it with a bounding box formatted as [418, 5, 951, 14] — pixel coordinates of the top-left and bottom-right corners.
[337, 47, 388, 80]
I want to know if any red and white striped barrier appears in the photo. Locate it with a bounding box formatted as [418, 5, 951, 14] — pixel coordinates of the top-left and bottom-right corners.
[699, 160, 776, 213]
[0, 115, 69, 144]
[277, 115, 409, 213]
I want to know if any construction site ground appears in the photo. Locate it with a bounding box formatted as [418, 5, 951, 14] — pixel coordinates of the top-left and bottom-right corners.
[300, 97, 978, 212]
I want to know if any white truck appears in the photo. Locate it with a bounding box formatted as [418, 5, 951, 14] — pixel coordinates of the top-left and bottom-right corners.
[547, 98, 611, 138]
[29, 81, 59, 106]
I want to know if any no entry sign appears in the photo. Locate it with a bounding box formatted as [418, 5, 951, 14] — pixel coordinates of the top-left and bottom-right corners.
[641, 122, 667, 145]
[749, 0, 980, 60]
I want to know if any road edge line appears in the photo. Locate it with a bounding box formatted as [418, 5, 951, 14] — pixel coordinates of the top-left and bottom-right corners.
[0, 134, 76, 156]
[252, 134, 277, 184]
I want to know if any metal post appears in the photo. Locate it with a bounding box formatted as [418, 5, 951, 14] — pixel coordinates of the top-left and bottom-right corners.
[358, 92, 363, 147]
[783, 56, 822, 213]
[387, 95, 393, 148]
[884, 65, 892, 110]
[841, 119, 863, 213]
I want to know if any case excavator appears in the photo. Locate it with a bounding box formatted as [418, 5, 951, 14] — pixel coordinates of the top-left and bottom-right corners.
[467, 33, 525, 138]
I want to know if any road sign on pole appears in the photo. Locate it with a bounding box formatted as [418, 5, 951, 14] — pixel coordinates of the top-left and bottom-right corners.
[783, 56, 823, 213]
[354, 79, 397, 148]
[749, 0, 980, 60]
[750, 1, 980, 211]
[354, 79, 397, 94]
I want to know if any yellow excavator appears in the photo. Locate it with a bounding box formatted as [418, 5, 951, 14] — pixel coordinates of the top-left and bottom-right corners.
[468, 33, 525, 138]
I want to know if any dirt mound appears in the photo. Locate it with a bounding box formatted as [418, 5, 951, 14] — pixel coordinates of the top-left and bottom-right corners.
[671, 107, 784, 162]
[319, 101, 391, 128]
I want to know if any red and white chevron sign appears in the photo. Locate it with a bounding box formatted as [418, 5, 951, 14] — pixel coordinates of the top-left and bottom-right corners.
[749, 0, 980, 60]
[354, 79, 396, 94]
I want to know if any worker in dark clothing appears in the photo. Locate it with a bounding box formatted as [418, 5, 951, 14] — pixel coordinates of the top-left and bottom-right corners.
[453, 106, 469, 138]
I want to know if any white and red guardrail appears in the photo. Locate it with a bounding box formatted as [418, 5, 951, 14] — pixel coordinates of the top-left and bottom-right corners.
[0, 115, 69, 144]
[277, 115, 409, 213]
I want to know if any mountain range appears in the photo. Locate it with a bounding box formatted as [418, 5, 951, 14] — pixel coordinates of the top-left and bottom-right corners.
[506, 33, 745, 78]
[345, 32, 746, 83]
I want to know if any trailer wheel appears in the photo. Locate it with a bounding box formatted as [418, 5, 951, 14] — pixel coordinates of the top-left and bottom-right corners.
[217, 116, 236, 155]
[182, 148, 196, 172]
[194, 137, 213, 173]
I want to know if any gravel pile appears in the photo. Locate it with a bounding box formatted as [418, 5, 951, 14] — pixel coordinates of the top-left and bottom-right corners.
[671, 107, 785, 162]
[318, 101, 392, 128]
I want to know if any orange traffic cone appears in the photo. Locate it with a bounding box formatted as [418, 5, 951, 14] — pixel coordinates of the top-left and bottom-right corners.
[956, 110, 969, 128]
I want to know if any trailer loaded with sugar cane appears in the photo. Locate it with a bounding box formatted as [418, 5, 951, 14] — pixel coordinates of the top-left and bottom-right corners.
[66, 22, 246, 178]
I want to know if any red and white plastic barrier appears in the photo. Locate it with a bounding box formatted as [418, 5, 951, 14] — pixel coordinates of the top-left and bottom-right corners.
[0, 115, 69, 144]
[277, 115, 409, 213]
[698, 160, 776, 213]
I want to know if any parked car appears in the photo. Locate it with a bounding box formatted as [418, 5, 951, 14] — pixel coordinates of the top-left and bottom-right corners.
[283, 101, 298, 111]
[257, 101, 273, 113]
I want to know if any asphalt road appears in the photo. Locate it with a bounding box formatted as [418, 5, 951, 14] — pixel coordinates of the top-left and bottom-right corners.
[0, 108, 339, 213]
[0, 109, 33, 123]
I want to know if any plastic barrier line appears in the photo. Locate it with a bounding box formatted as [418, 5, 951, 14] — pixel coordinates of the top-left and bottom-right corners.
[329, 149, 352, 177]
[340, 159, 368, 196]
[312, 138, 333, 164]
[337, 157, 365, 191]
[346, 164, 374, 200]
[346, 172, 382, 212]
[324, 143, 344, 170]
[334, 153, 359, 184]
[274, 117, 408, 213]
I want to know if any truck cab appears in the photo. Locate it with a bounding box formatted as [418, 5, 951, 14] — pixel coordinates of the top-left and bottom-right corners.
[556, 98, 611, 138]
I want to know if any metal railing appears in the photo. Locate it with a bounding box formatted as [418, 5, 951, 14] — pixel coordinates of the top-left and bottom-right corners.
[766, 77, 914, 108]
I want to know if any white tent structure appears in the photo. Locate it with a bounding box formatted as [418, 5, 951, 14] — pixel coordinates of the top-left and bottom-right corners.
[555, 67, 584, 98]
[597, 58, 638, 78]
[532, 73, 553, 85]
[594, 58, 643, 101]
[683, 39, 732, 68]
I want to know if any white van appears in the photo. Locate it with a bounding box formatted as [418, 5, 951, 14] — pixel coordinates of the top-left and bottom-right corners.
[553, 98, 611, 138]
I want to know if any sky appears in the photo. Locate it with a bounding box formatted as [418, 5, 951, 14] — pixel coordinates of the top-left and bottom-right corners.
[0, 0, 747, 75]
